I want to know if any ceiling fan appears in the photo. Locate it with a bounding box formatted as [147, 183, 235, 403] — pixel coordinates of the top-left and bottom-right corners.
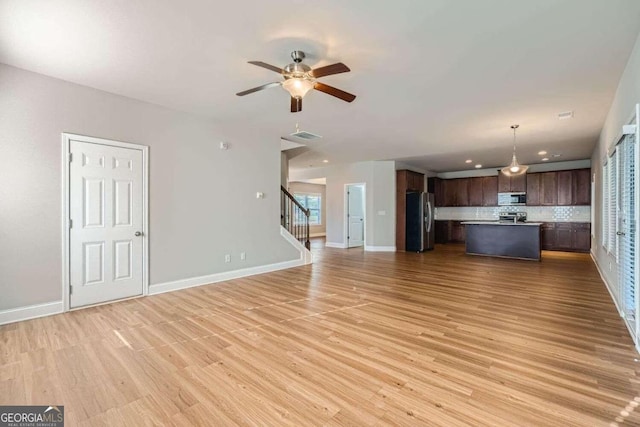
[236, 50, 356, 113]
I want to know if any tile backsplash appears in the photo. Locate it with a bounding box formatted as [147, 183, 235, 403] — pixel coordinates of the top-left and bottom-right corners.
[434, 206, 591, 222]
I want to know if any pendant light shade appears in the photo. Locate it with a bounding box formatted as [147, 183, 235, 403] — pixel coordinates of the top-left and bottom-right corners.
[501, 125, 528, 176]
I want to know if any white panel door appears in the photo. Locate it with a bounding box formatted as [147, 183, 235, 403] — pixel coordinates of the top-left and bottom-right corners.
[69, 140, 143, 307]
[347, 184, 365, 248]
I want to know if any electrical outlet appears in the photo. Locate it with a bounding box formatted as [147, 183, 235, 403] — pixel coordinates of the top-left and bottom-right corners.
[225, 254, 231, 263]
[240, 252, 246, 261]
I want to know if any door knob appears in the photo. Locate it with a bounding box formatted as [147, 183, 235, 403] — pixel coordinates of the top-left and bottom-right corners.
[135, 231, 143, 237]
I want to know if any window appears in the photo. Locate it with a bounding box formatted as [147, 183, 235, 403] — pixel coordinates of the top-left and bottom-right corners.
[294, 193, 322, 225]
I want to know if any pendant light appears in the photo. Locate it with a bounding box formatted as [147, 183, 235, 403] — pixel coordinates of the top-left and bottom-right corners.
[501, 124, 528, 176]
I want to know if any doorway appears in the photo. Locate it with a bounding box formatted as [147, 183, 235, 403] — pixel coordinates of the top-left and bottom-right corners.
[346, 184, 365, 248]
[62, 134, 149, 310]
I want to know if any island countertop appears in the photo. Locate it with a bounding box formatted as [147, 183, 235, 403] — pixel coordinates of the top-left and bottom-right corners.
[461, 221, 542, 226]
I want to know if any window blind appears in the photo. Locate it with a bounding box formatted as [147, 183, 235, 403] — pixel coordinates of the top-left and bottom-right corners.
[619, 133, 637, 320]
[608, 151, 618, 256]
[603, 161, 610, 250]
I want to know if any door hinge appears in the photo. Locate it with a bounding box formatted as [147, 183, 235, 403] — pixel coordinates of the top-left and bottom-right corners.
[69, 219, 73, 229]
[69, 285, 73, 295]
[69, 153, 73, 162]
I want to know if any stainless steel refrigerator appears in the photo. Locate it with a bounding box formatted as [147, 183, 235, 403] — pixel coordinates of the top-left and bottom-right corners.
[406, 192, 435, 252]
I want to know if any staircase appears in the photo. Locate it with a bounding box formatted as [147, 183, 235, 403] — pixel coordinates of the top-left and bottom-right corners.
[281, 185, 310, 250]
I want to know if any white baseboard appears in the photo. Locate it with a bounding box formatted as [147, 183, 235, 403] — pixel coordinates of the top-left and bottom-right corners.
[590, 252, 624, 317]
[149, 258, 309, 296]
[365, 245, 396, 252]
[310, 232, 326, 237]
[325, 242, 347, 248]
[151, 228, 312, 296]
[0, 301, 63, 326]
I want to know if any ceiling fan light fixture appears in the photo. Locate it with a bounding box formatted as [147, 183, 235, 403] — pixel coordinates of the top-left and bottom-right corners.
[501, 124, 528, 177]
[282, 78, 315, 99]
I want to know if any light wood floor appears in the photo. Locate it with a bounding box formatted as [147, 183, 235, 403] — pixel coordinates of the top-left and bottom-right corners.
[2, 242, 640, 426]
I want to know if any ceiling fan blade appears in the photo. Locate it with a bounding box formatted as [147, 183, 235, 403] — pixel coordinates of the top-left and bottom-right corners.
[291, 97, 302, 113]
[248, 61, 284, 74]
[236, 82, 281, 96]
[313, 82, 356, 103]
[310, 62, 350, 78]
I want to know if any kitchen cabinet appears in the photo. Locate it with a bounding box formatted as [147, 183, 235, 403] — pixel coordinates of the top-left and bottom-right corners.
[450, 221, 466, 242]
[482, 176, 498, 206]
[468, 177, 483, 206]
[456, 179, 469, 207]
[541, 223, 556, 250]
[557, 171, 573, 206]
[525, 169, 590, 206]
[555, 222, 574, 250]
[398, 170, 424, 192]
[572, 169, 591, 205]
[573, 223, 591, 251]
[498, 173, 526, 193]
[432, 178, 444, 207]
[443, 178, 469, 207]
[526, 173, 541, 206]
[435, 220, 449, 244]
[540, 222, 591, 252]
[540, 172, 558, 206]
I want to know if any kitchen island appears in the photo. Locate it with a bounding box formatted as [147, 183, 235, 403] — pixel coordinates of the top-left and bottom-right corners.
[462, 221, 542, 261]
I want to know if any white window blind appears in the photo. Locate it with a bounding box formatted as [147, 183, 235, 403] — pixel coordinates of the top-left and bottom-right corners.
[619, 133, 637, 320]
[603, 161, 610, 249]
[608, 151, 618, 256]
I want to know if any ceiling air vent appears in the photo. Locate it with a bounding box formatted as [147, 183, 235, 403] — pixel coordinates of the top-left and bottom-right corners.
[557, 111, 574, 120]
[288, 123, 322, 141]
[290, 130, 322, 140]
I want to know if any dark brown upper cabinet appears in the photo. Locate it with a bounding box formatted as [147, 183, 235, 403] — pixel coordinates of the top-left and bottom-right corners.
[572, 169, 591, 205]
[482, 176, 498, 206]
[557, 171, 573, 206]
[526, 173, 540, 206]
[498, 173, 526, 192]
[540, 172, 558, 206]
[468, 177, 484, 206]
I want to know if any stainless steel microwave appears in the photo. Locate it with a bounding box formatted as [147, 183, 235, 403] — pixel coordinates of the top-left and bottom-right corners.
[498, 192, 526, 206]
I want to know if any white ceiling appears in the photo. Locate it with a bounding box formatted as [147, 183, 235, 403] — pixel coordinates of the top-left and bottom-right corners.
[2, 0, 640, 173]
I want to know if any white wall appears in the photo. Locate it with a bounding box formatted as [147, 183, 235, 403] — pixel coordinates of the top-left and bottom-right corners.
[290, 161, 396, 249]
[0, 64, 300, 312]
[591, 32, 640, 308]
[288, 182, 327, 236]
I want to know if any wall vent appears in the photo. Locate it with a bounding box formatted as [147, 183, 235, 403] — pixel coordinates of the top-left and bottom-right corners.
[557, 111, 574, 120]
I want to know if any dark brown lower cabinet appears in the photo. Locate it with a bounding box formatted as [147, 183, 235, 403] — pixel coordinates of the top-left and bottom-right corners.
[435, 220, 465, 243]
[450, 221, 465, 242]
[541, 222, 591, 253]
[435, 221, 449, 244]
[541, 223, 556, 250]
[436, 220, 591, 253]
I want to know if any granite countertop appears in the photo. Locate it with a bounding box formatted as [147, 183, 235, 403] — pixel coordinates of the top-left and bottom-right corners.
[461, 221, 543, 226]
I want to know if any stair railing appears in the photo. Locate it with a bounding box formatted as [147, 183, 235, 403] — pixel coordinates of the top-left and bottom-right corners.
[281, 186, 310, 250]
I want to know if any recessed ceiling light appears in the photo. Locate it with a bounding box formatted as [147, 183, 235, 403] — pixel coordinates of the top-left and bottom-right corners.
[465, 159, 473, 163]
[475, 164, 482, 168]
[558, 111, 574, 120]
[541, 157, 549, 161]
[538, 150, 547, 155]
[322, 159, 329, 163]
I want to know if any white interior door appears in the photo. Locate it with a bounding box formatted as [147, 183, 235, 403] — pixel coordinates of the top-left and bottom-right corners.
[347, 184, 365, 248]
[69, 140, 144, 307]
